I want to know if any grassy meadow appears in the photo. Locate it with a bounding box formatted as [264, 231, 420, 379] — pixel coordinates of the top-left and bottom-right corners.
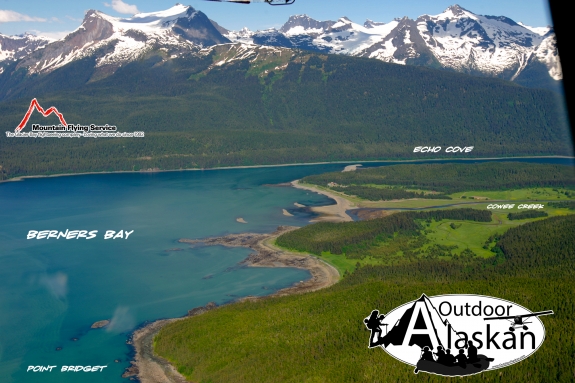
[153, 163, 575, 382]
[154, 215, 575, 383]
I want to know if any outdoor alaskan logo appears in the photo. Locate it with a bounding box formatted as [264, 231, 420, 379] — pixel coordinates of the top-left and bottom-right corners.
[364, 294, 553, 377]
[5, 98, 144, 138]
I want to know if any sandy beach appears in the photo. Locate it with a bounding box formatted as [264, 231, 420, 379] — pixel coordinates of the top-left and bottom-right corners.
[342, 164, 362, 172]
[127, 318, 189, 383]
[129, 226, 339, 383]
[291, 180, 355, 222]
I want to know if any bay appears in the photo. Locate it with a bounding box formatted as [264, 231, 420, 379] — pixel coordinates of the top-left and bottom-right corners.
[0, 157, 572, 382]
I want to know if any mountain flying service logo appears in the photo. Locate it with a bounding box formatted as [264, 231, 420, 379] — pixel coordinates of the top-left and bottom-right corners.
[15, 98, 68, 132]
[6, 98, 144, 138]
[364, 294, 553, 377]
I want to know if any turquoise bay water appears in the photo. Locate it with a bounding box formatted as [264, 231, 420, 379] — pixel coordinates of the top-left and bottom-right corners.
[0, 158, 572, 382]
[0, 165, 339, 383]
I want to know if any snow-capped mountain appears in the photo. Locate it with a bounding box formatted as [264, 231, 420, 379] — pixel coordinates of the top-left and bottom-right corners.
[12, 4, 229, 76]
[0, 33, 53, 66]
[225, 4, 561, 83]
[0, 4, 561, 88]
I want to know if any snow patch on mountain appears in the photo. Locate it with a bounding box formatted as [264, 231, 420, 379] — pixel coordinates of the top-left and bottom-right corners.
[1, 4, 561, 87]
[225, 27, 255, 44]
[16, 4, 228, 76]
[518, 22, 552, 36]
[224, 4, 561, 83]
[0, 33, 53, 63]
[534, 34, 561, 80]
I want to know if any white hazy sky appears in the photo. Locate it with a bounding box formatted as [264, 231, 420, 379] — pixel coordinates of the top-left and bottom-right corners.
[0, 0, 553, 38]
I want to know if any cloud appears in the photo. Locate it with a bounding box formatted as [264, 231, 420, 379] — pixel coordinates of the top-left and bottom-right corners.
[103, 0, 140, 15]
[39, 272, 68, 299]
[0, 10, 46, 22]
[106, 306, 136, 333]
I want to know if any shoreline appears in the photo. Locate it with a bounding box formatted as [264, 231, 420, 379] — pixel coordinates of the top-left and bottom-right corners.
[2, 155, 572, 184]
[129, 226, 340, 383]
[291, 180, 355, 222]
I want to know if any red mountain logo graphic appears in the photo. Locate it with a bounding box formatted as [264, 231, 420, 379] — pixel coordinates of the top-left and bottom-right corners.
[16, 98, 68, 132]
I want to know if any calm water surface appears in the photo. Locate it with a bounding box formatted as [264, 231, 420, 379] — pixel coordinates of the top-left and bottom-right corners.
[0, 158, 572, 382]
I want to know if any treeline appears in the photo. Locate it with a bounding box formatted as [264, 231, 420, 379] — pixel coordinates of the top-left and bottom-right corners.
[0, 47, 571, 179]
[341, 214, 575, 286]
[330, 185, 451, 201]
[155, 216, 574, 383]
[302, 162, 575, 193]
[507, 211, 548, 220]
[275, 208, 491, 256]
[548, 201, 575, 210]
[492, 215, 575, 275]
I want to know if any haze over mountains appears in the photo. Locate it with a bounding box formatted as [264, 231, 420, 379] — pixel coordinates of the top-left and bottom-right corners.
[0, 3, 561, 91]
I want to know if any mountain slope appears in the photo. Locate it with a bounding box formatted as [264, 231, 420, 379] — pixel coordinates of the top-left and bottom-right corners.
[0, 4, 561, 91]
[224, 5, 561, 90]
[9, 4, 229, 80]
[0, 34, 53, 69]
[0, 45, 570, 178]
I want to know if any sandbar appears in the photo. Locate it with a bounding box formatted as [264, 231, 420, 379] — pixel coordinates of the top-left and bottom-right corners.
[291, 180, 354, 222]
[90, 320, 110, 329]
[342, 164, 362, 172]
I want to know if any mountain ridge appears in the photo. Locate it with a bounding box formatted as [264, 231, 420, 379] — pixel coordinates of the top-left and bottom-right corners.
[0, 4, 560, 90]
[224, 4, 561, 90]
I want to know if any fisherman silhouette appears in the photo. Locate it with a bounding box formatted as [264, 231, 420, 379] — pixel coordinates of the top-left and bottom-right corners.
[455, 349, 468, 369]
[434, 346, 447, 365]
[364, 310, 385, 347]
[445, 349, 456, 366]
[420, 346, 434, 362]
[466, 341, 478, 363]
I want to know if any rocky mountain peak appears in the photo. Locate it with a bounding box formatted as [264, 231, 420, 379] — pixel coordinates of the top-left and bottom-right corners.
[68, 10, 114, 47]
[444, 4, 468, 16]
[279, 14, 335, 34]
[0, 4, 561, 91]
[171, 7, 230, 46]
[364, 19, 385, 29]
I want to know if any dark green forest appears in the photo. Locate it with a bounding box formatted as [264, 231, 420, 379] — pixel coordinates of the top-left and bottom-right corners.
[275, 209, 491, 257]
[548, 201, 575, 209]
[302, 162, 575, 193]
[155, 214, 575, 383]
[507, 210, 548, 220]
[0, 47, 571, 179]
